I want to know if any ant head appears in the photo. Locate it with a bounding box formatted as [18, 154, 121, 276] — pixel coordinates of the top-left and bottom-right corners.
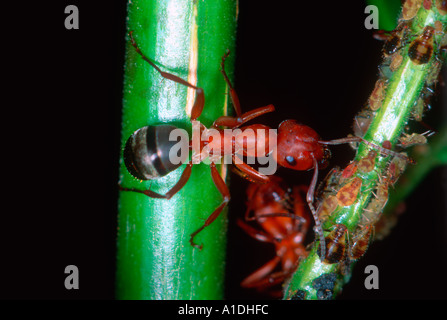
[274, 120, 330, 171]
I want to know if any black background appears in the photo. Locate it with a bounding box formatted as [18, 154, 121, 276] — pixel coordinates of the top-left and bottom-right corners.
[2, 1, 445, 300]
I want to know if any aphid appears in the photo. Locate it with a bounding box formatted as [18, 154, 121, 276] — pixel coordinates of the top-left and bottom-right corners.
[368, 80, 387, 111]
[374, 22, 411, 78]
[317, 195, 339, 222]
[408, 26, 436, 65]
[375, 179, 389, 208]
[387, 153, 409, 186]
[383, 21, 408, 56]
[398, 132, 430, 147]
[319, 224, 348, 264]
[374, 21, 410, 56]
[402, 0, 423, 21]
[390, 52, 404, 71]
[318, 224, 373, 267]
[341, 162, 358, 180]
[316, 167, 342, 197]
[350, 225, 373, 261]
[358, 150, 377, 173]
[122, 32, 414, 251]
[413, 98, 425, 121]
[352, 110, 374, 139]
[315, 168, 341, 222]
[426, 58, 444, 87]
[411, 86, 441, 132]
[361, 176, 394, 226]
[336, 177, 363, 207]
[238, 177, 310, 296]
[361, 199, 383, 226]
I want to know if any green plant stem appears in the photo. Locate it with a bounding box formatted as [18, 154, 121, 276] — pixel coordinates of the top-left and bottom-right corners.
[116, 0, 238, 300]
[284, 4, 447, 300]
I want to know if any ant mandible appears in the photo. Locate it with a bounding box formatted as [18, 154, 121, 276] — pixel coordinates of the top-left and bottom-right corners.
[237, 176, 310, 297]
[121, 32, 412, 255]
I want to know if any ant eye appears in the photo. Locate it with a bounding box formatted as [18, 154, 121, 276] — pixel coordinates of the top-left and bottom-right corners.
[285, 156, 296, 166]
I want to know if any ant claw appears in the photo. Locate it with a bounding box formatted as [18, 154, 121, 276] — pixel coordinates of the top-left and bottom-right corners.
[190, 237, 203, 250]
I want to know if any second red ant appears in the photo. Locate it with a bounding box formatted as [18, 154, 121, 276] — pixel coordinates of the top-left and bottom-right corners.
[237, 176, 310, 297]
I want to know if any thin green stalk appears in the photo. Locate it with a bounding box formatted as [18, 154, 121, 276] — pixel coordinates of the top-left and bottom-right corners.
[116, 0, 238, 300]
[284, 3, 447, 300]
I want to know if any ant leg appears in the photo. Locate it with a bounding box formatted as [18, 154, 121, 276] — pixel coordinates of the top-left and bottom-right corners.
[129, 31, 199, 90]
[243, 183, 261, 221]
[255, 213, 307, 225]
[307, 156, 326, 262]
[164, 161, 194, 200]
[129, 31, 205, 121]
[189, 162, 230, 249]
[190, 88, 206, 121]
[319, 136, 415, 164]
[240, 256, 281, 288]
[213, 104, 275, 128]
[237, 219, 275, 243]
[232, 156, 271, 183]
[221, 49, 242, 117]
[119, 184, 167, 199]
[291, 185, 311, 233]
[119, 161, 193, 200]
[232, 156, 272, 184]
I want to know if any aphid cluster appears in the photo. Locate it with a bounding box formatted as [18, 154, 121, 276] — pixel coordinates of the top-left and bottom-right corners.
[339, 1, 446, 247]
[370, 2, 446, 125]
[310, 1, 446, 280]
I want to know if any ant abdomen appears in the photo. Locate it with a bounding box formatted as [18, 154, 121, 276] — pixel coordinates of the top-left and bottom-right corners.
[123, 125, 189, 180]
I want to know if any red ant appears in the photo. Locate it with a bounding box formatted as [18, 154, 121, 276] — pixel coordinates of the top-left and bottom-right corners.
[237, 176, 310, 297]
[121, 32, 413, 254]
[122, 32, 276, 249]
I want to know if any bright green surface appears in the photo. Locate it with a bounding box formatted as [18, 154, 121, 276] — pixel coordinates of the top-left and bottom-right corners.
[117, 0, 238, 300]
